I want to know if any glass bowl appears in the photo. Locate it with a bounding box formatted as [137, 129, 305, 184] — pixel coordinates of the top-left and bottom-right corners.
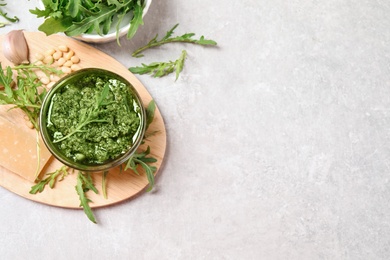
[39, 68, 146, 172]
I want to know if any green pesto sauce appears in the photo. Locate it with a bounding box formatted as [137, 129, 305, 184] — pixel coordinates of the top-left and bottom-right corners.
[47, 74, 141, 164]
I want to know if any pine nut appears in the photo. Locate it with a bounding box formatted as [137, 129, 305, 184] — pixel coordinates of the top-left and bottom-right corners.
[47, 81, 55, 89]
[70, 56, 80, 64]
[50, 74, 60, 82]
[58, 45, 69, 52]
[57, 57, 66, 66]
[61, 67, 72, 74]
[65, 50, 74, 60]
[26, 121, 34, 129]
[45, 49, 55, 56]
[35, 53, 44, 61]
[35, 70, 46, 79]
[53, 51, 63, 60]
[71, 64, 81, 71]
[63, 60, 73, 67]
[43, 55, 53, 64]
[40, 77, 50, 85]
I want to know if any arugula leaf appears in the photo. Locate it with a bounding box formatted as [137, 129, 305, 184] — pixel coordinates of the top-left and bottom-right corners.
[65, 4, 116, 37]
[145, 99, 156, 131]
[125, 146, 157, 192]
[129, 50, 187, 80]
[102, 171, 109, 199]
[68, 0, 81, 18]
[127, 0, 143, 39]
[132, 24, 217, 57]
[38, 16, 73, 36]
[175, 50, 187, 80]
[29, 7, 52, 18]
[115, 6, 130, 45]
[123, 100, 158, 191]
[0, 63, 62, 130]
[0, 1, 19, 25]
[29, 166, 69, 194]
[76, 172, 98, 224]
[162, 24, 178, 40]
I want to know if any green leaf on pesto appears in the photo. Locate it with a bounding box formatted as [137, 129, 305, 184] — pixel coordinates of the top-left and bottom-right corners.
[52, 83, 111, 143]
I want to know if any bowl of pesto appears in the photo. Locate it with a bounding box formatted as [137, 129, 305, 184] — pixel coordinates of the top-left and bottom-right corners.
[39, 68, 146, 172]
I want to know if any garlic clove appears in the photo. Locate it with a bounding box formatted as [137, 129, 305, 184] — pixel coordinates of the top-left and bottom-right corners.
[3, 30, 30, 65]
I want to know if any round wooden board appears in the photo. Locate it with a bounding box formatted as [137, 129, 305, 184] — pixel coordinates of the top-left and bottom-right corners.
[0, 32, 166, 209]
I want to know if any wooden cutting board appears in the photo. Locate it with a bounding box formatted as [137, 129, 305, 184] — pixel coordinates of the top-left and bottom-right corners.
[0, 32, 166, 209]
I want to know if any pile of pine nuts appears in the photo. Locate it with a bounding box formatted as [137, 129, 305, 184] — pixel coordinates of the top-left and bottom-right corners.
[34, 45, 82, 89]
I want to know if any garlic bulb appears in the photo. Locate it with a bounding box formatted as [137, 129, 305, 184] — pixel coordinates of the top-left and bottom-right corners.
[3, 30, 29, 65]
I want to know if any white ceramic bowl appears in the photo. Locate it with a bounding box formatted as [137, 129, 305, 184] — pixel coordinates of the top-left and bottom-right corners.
[38, 0, 152, 43]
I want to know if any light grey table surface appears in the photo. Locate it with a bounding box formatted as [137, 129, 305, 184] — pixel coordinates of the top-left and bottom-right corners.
[1, 1, 389, 259]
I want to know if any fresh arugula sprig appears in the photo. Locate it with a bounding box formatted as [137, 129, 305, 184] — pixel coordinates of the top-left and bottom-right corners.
[132, 24, 217, 58]
[0, 0, 19, 27]
[0, 63, 63, 130]
[130, 50, 187, 80]
[76, 172, 98, 224]
[29, 166, 70, 194]
[29, 166, 98, 223]
[30, 0, 145, 44]
[125, 146, 157, 192]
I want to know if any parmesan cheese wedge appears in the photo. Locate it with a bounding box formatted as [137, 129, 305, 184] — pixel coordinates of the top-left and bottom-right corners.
[0, 108, 52, 182]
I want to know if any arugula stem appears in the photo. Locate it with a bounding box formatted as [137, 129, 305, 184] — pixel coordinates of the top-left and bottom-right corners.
[133, 158, 155, 191]
[16, 103, 41, 109]
[53, 118, 108, 143]
[133, 38, 205, 57]
[0, 1, 19, 24]
[76, 172, 97, 224]
[131, 24, 217, 57]
[102, 171, 108, 199]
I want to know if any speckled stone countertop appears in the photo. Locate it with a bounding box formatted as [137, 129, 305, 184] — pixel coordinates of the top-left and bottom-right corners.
[1, 1, 389, 259]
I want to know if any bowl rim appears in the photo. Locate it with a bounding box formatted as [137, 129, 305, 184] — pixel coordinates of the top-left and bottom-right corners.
[39, 68, 146, 172]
